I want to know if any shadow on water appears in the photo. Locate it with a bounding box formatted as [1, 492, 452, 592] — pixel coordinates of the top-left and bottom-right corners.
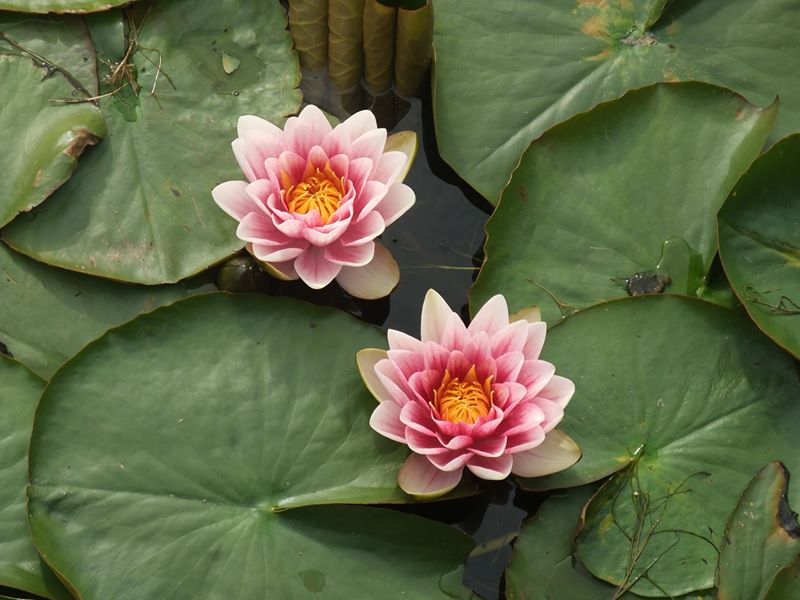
[219, 69, 546, 599]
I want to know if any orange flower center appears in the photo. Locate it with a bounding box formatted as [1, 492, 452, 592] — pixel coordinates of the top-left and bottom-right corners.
[283, 162, 345, 224]
[433, 366, 494, 425]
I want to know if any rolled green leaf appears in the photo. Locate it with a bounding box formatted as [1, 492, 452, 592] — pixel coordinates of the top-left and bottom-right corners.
[363, 0, 396, 93]
[289, 0, 328, 70]
[394, 0, 432, 97]
[328, 0, 366, 89]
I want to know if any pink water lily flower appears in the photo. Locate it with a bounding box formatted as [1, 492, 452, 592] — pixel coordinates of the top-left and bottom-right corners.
[212, 105, 416, 299]
[357, 290, 580, 498]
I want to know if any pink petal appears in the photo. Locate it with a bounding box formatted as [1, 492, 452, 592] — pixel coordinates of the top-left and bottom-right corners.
[428, 449, 474, 472]
[369, 401, 406, 443]
[303, 218, 351, 246]
[463, 332, 493, 375]
[538, 375, 575, 409]
[438, 314, 469, 352]
[436, 434, 474, 451]
[297, 104, 333, 142]
[522, 321, 547, 361]
[375, 182, 415, 226]
[469, 295, 510, 336]
[212, 181, 257, 221]
[466, 454, 513, 481]
[305, 144, 331, 172]
[351, 128, 388, 165]
[505, 426, 546, 454]
[336, 109, 378, 143]
[376, 360, 415, 407]
[372, 150, 409, 186]
[498, 401, 545, 438]
[407, 369, 441, 404]
[274, 217, 308, 238]
[492, 382, 527, 410]
[406, 427, 451, 455]
[355, 180, 389, 219]
[398, 453, 463, 499]
[356, 349, 391, 403]
[445, 350, 472, 379]
[277, 151, 307, 186]
[537, 398, 565, 433]
[421, 289, 454, 344]
[346, 157, 374, 197]
[250, 240, 309, 262]
[232, 139, 266, 181]
[237, 115, 283, 138]
[400, 401, 438, 436]
[469, 436, 507, 458]
[236, 212, 290, 246]
[518, 360, 557, 397]
[283, 116, 315, 157]
[387, 349, 427, 380]
[495, 351, 525, 382]
[294, 246, 342, 289]
[325, 240, 375, 267]
[422, 342, 449, 373]
[511, 429, 580, 478]
[490, 320, 529, 357]
[339, 211, 385, 246]
[388, 329, 425, 353]
[336, 242, 399, 300]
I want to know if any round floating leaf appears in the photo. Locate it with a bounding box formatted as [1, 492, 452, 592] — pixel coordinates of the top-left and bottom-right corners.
[471, 83, 775, 324]
[505, 486, 713, 599]
[0, 242, 207, 380]
[520, 295, 800, 596]
[433, 0, 800, 203]
[0, 16, 105, 228]
[28, 293, 473, 598]
[717, 462, 800, 600]
[4, 0, 302, 284]
[719, 134, 800, 359]
[766, 557, 800, 599]
[0, 356, 70, 599]
[0, 0, 132, 13]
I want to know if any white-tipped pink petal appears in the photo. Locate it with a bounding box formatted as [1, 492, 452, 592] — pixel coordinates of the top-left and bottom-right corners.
[356, 349, 391, 403]
[336, 109, 378, 143]
[369, 401, 406, 443]
[466, 454, 513, 480]
[336, 242, 399, 299]
[297, 104, 333, 140]
[376, 183, 415, 226]
[236, 213, 290, 246]
[523, 321, 547, 361]
[421, 289, 454, 344]
[372, 150, 409, 186]
[510, 429, 581, 478]
[340, 211, 385, 246]
[397, 454, 463, 499]
[237, 115, 284, 138]
[294, 246, 342, 289]
[468, 294, 510, 336]
[250, 240, 309, 263]
[351, 128, 388, 164]
[232, 139, 267, 181]
[538, 375, 576, 409]
[325, 240, 375, 267]
[212, 181, 258, 220]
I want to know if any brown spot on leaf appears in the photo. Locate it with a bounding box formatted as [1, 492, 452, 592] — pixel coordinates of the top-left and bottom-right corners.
[665, 20, 681, 36]
[64, 128, 101, 159]
[171, 187, 182, 198]
[581, 15, 607, 38]
[33, 169, 44, 187]
[663, 70, 680, 82]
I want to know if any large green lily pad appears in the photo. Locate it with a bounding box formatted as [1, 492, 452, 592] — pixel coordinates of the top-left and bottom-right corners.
[433, 0, 800, 203]
[0, 0, 132, 13]
[718, 134, 800, 360]
[470, 83, 775, 324]
[0, 356, 70, 600]
[518, 295, 800, 596]
[505, 485, 713, 599]
[766, 558, 800, 599]
[27, 293, 473, 599]
[0, 242, 208, 380]
[0, 15, 105, 229]
[4, 0, 302, 284]
[717, 462, 800, 600]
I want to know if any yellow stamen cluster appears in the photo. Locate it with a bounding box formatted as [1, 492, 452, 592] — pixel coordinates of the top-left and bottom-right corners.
[284, 162, 345, 224]
[432, 366, 494, 425]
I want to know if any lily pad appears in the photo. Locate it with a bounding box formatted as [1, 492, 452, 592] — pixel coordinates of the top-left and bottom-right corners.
[433, 0, 800, 203]
[766, 557, 800, 599]
[27, 293, 473, 599]
[505, 485, 713, 599]
[0, 0, 133, 13]
[0, 356, 70, 600]
[717, 462, 800, 600]
[3, 0, 302, 284]
[471, 83, 775, 324]
[518, 295, 800, 596]
[718, 134, 800, 359]
[0, 16, 105, 229]
[0, 242, 207, 380]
